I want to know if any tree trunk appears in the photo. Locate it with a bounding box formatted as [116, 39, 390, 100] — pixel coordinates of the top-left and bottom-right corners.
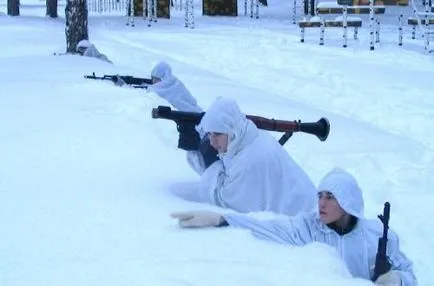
[7, 0, 20, 16]
[65, 0, 88, 53]
[46, 0, 58, 17]
[203, 0, 237, 16]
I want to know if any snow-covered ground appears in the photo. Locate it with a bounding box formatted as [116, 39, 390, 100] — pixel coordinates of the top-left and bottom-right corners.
[0, 1, 433, 285]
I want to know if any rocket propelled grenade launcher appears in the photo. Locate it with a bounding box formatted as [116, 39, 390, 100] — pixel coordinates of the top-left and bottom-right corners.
[151, 106, 330, 145]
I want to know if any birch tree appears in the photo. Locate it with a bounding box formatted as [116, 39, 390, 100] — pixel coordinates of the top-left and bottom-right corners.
[65, 0, 88, 53]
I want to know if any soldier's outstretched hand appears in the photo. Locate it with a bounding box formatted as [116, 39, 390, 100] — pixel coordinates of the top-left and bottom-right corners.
[170, 211, 224, 228]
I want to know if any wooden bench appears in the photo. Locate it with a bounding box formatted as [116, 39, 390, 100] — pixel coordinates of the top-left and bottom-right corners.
[315, 2, 386, 49]
[316, 4, 386, 14]
[407, 17, 434, 39]
[299, 17, 363, 46]
[408, 18, 434, 25]
[298, 19, 363, 28]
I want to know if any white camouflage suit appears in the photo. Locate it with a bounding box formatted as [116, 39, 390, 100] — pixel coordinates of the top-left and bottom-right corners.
[76, 40, 112, 64]
[223, 168, 417, 285]
[148, 61, 202, 113]
[183, 97, 317, 215]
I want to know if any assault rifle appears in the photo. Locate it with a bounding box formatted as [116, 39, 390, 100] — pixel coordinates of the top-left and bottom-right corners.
[151, 106, 330, 145]
[372, 202, 392, 282]
[84, 72, 153, 89]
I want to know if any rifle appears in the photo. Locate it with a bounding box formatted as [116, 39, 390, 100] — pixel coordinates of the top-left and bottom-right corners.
[84, 72, 153, 89]
[372, 202, 392, 282]
[151, 105, 330, 145]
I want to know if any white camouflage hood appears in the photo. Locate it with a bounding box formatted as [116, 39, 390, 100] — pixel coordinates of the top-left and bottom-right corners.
[147, 61, 201, 113]
[317, 168, 365, 218]
[198, 97, 258, 158]
[151, 61, 173, 80]
[76, 39, 91, 50]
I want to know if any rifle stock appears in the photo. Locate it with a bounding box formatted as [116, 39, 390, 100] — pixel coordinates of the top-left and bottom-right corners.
[152, 106, 204, 124]
[372, 202, 392, 282]
[151, 106, 330, 142]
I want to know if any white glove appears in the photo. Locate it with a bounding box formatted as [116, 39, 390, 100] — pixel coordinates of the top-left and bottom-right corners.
[170, 211, 224, 228]
[375, 270, 402, 286]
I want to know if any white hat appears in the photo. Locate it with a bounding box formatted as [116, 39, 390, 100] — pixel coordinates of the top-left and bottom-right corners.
[76, 39, 91, 51]
[151, 61, 172, 80]
[318, 168, 365, 218]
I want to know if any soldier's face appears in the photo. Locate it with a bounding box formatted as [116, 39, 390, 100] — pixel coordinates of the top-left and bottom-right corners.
[208, 132, 228, 153]
[77, 47, 86, 55]
[317, 191, 346, 224]
[152, 77, 161, 84]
